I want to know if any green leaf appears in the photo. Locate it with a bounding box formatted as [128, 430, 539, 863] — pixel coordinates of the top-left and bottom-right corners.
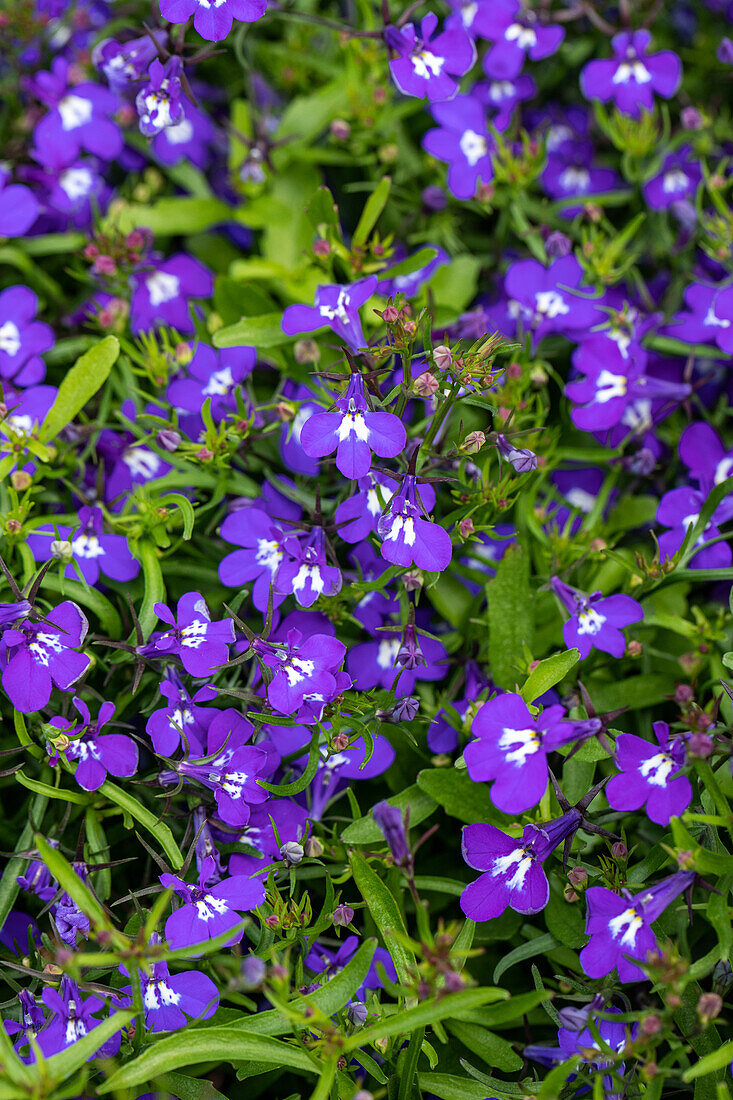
[40, 336, 119, 443]
[683, 1041, 733, 1080]
[493, 935, 556, 983]
[341, 784, 437, 844]
[430, 255, 482, 315]
[487, 544, 534, 690]
[342, 987, 509, 1051]
[116, 197, 231, 236]
[419, 1072, 525, 1100]
[353, 176, 391, 247]
[135, 539, 166, 640]
[258, 729, 320, 795]
[214, 313, 296, 350]
[446, 1020, 522, 1072]
[153, 1071, 229, 1100]
[398, 1026, 425, 1100]
[543, 883, 587, 949]
[34, 834, 111, 932]
[100, 780, 184, 870]
[36, 572, 122, 636]
[349, 851, 416, 987]
[417, 768, 509, 827]
[586, 673, 672, 713]
[0, 792, 47, 936]
[15, 771, 89, 805]
[459, 990, 550, 1027]
[520, 649, 580, 703]
[380, 247, 439, 281]
[306, 186, 339, 230]
[98, 1029, 318, 1092]
[539, 1056, 579, 1099]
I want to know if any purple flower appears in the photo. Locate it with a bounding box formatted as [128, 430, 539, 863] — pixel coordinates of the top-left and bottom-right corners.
[504, 256, 603, 348]
[377, 474, 453, 571]
[1, 600, 90, 713]
[0, 384, 58, 474]
[276, 529, 343, 608]
[465, 692, 573, 812]
[526, 1000, 635, 1073]
[643, 146, 702, 210]
[38, 976, 121, 1059]
[4, 990, 46, 1060]
[0, 170, 39, 240]
[606, 722, 692, 826]
[679, 422, 733, 493]
[146, 668, 216, 756]
[550, 577, 643, 660]
[379, 244, 450, 299]
[229, 797, 308, 877]
[0, 285, 53, 388]
[373, 800, 412, 868]
[461, 810, 582, 921]
[494, 432, 537, 472]
[136, 58, 184, 137]
[580, 871, 695, 983]
[93, 32, 166, 92]
[254, 629, 348, 718]
[27, 505, 139, 587]
[53, 862, 91, 947]
[423, 95, 495, 201]
[47, 697, 138, 792]
[129, 253, 213, 335]
[386, 13, 475, 102]
[476, 74, 537, 128]
[656, 486, 732, 570]
[152, 97, 216, 168]
[664, 282, 733, 354]
[120, 933, 218, 1031]
[281, 277, 377, 352]
[32, 58, 123, 162]
[335, 471, 407, 544]
[159, 0, 266, 42]
[161, 856, 265, 954]
[541, 141, 618, 214]
[37, 153, 110, 229]
[305, 934, 397, 998]
[473, 0, 564, 79]
[168, 343, 255, 422]
[580, 31, 682, 118]
[140, 592, 234, 678]
[17, 840, 58, 902]
[218, 505, 292, 613]
[300, 373, 406, 479]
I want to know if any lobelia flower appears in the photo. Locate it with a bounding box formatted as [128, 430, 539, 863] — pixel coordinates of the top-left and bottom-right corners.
[606, 721, 692, 826]
[146, 668, 216, 756]
[0, 384, 58, 474]
[161, 855, 266, 954]
[373, 801, 412, 870]
[377, 474, 453, 571]
[280, 383, 323, 476]
[580, 871, 695, 983]
[504, 256, 604, 348]
[305, 934, 397, 999]
[17, 839, 58, 901]
[1, 600, 90, 713]
[385, 13, 476, 103]
[31, 57, 123, 162]
[119, 933, 219, 1031]
[465, 692, 574, 812]
[541, 140, 619, 215]
[36, 151, 110, 230]
[379, 244, 450, 300]
[140, 592, 235, 678]
[136, 58, 184, 137]
[47, 697, 138, 792]
[228, 797, 308, 878]
[0, 285, 54, 388]
[52, 862, 92, 946]
[0, 169, 39, 239]
[281, 277, 377, 352]
[642, 146, 702, 210]
[580, 31, 682, 118]
[4, 990, 46, 1061]
[159, 0, 266, 43]
[167, 343, 256, 423]
[92, 31, 166, 92]
[550, 577, 644, 660]
[656, 486, 732, 570]
[276, 529, 343, 608]
[493, 432, 537, 472]
[428, 660, 490, 753]
[299, 373, 406, 479]
[472, 0, 565, 79]
[678, 422, 733, 496]
[129, 253, 214, 335]
[423, 94, 496, 200]
[461, 809, 586, 921]
[253, 629, 348, 718]
[335, 470, 412, 544]
[152, 97, 216, 169]
[525, 999, 635, 1078]
[26, 505, 139, 587]
[347, 620, 447, 698]
[37, 976, 121, 1060]
[218, 507, 293, 614]
[476, 74, 537, 129]
[663, 281, 733, 354]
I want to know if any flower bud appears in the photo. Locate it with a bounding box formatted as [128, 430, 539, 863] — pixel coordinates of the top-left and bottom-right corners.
[265, 914, 280, 928]
[545, 230, 571, 258]
[391, 696, 419, 722]
[402, 569, 423, 591]
[240, 954, 267, 990]
[313, 238, 330, 257]
[563, 886, 580, 903]
[382, 306, 400, 323]
[626, 640, 642, 657]
[681, 106, 703, 130]
[674, 684, 694, 705]
[459, 517, 475, 538]
[461, 430, 486, 455]
[305, 837, 324, 858]
[294, 339, 320, 364]
[332, 904, 354, 927]
[330, 732, 350, 753]
[697, 992, 723, 1024]
[348, 1001, 368, 1028]
[641, 1014, 662, 1035]
[51, 540, 73, 563]
[413, 371, 440, 397]
[280, 841, 304, 866]
[422, 185, 447, 211]
[330, 118, 351, 140]
[443, 971, 464, 992]
[10, 471, 32, 491]
[432, 345, 453, 371]
[687, 732, 713, 758]
[568, 867, 587, 888]
[611, 841, 628, 861]
[713, 959, 733, 994]
[156, 429, 181, 453]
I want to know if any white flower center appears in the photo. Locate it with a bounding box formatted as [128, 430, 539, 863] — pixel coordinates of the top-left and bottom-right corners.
[146, 271, 180, 306]
[58, 94, 93, 131]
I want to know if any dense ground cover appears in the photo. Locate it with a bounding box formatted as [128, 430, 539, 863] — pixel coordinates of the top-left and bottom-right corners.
[1, 0, 733, 1098]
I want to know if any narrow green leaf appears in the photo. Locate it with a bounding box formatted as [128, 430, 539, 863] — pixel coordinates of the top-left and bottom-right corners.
[353, 176, 391, 247]
[15, 771, 89, 805]
[116, 197, 231, 236]
[487, 544, 534, 689]
[214, 312, 296, 350]
[154, 1071, 229, 1100]
[349, 851, 416, 987]
[520, 649, 580, 703]
[0, 793, 48, 936]
[136, 539, 166, 640]
[341, 785, 437, 844]
[258, 729, 321, 795]
[493, 935, 557, 983]
[380, 247, 438, 281]
[342, 987, 509, 1051]
[99, 780, 184, 870]
[398, 1026, 425, 1100]
[446, 1020, 522, 1072]
[419, 1071, 525, 1100]
[416, 768, 509, 827]
[40, 336, 119, 443]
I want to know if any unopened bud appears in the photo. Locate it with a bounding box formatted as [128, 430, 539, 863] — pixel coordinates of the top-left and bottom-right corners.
[676, 849, 695, 869]
[459, 517, 475, 538]
[391, 696, 419, 722]
[674, 683, 694, 704]
[432, 345, 452, 371]
[568, 867, 587, 887]
[10, 471, 32, 491]
[304, 837, 324, 858]
[330, 118, 351, 140]
[413, 371, 439, 397]
[156, 429, 181, 453]
[626, 640, 642, 657]
[641, 1014, 662, 1035]
[476, 182, 494, 203]
[313, 238, 330, 257]
[240, 954, 267, 990]
[687, 732, 713, 758]
[348, 1001, 368, 1027]
[681, 106, 703, 130]
[403, 319, 417, 336]
[332, 904, 354, 927]
[382, 306, 400, 323]
[294, 339, 320, 364]
[545, 230, 571, 258]
[443, 971, 464, 992]
[611, 842, 628, 861]
[51, 540, 73, 563]
[461, 430, 486, 455]
[265, 914, 279, 928]
[402, 568, 423, 591]
[331, 732, 350, 753]
[563, 886, 580, 903]
[713, 959, 733, 994]
[280, 841, 304, 866]
[697, 993, 722, 1024]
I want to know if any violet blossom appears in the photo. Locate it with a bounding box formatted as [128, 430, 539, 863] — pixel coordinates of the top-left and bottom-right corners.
[580, 31, 682, 118]
[606, 721, 692, 826]
[550, 576, 643, 660]
[281, 277, 377, 352]
[385, 13, 476, 102]
[161, 855, 266, 953]
[47, 696, 138, 792]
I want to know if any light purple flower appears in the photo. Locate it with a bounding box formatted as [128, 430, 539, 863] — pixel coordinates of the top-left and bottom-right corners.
[473, 0, 564, 79]
[606, 721, 692, 826]
[219, 497, 298, 613]
[27, 505, 139, 587]
[386, 13, 476, 102]
[678, 421, 733, 496]
[141, 592, 234, 678]
[281, 277, 377, 352]
[377, 474, 452, 571]
[52, 862, 91, 947]
[550, 576, 643, 660]
[129, 253, 213, 335]
[504, 256, 603, 347]
[580, 31, 682, 118]
[159, 0, 266, 42]
[663, 281, 733, 354]
[17, 839, 58, 902]
[32, 57, 123, 162]
[0, 286, 53, 387]
[643, 146, 701, 210]
[300, 373, 406, 478]
[47, 697, 138, 792]
[168, 343, 255, 422]
[465, 692, 573, 812]
[161, 856, 265, 954]
[93, 32, 166, 92]
[335, 471, 401, 543]
[347, 621, 447, 699]
[1, 600, 90, 713]
[423, 95, 495, 201]
[580, 871, 695, 983]
[136, 58, 184, 137]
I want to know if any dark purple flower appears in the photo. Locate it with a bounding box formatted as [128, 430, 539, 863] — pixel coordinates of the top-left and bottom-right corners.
[504, 256, 603, 348]
[656, 486, 732, 570]
[335, 471, 407, 544]
[423, 95, 494, 201]
[228, 798, 308, 878]
[643, 146, 702, 210]
[254, 629, 348, 718]
[146, 668, 216, 756]
[47, 696, 138, 792]
[218, 506, 292, 614]
[120, 933, 219, 1031]
[347, 622, 447, 698]
[53, 862, 91, 947]
[377, 474, 452, 571]
[1, 600, 90, 713]
[276, 529, 343, 608]
[17, 840, 58, 902]
[541, 141, 618, 215]
[300, 373, 405, 479]
[281, 277, 377, 352]
[386, 13, 475, 102]
[38, 976, 120, 1060]
[167, 342, 255, 422]
[0, 170, 39, 240]
[136, 58, 184, 137]
[3, 990, 46, 1060]
[93, 32, 166, 92]
[473, 0, 564, 79]
[580, 871, 695, 983]
[373, 800, 412, 868]
[141, 592, 234, 678]
[161, 856, 265, 954]
[0, 285, 53, 388]
[159, 0, 266, 42]
[27, 505, 139, 587]
[580, 31, 682, 118]
[465, 692, 573, 812]
[32, 57, 123, 162]
[129, 253, 213, 335]
[476, 74, 537, 127]
[606, 721, 692, 826]
[550, 576, 643, 660]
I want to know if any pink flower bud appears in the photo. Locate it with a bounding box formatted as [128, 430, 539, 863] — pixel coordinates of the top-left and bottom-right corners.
[413, 371, 439, 397]
[432, 345, 452, 370]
